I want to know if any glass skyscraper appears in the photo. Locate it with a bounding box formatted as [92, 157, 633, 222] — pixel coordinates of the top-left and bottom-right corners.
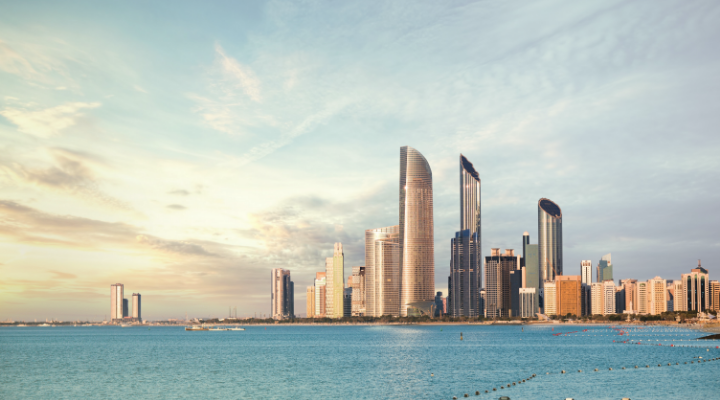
[399, 146, 434, 316]
[538, 198, 562, 283]
[597, 253, 613, 282]
[365, 226, 400, 317]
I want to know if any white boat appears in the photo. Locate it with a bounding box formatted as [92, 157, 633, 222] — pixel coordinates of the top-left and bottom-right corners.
[229, 327, 245, 331]
[120, 324, 131, 328]
[208, 327, 229, 331]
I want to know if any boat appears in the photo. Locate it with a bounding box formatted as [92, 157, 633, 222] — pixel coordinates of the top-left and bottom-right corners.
[185, 325, 208, 331]
[120, 324, 131, 328]
[229, 327, 245, 331]
[209, 327, 230, 331]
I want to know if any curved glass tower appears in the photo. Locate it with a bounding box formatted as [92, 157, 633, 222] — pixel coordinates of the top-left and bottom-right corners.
[460, 154, 481, 289]
[399, 146, 434, 316]
[538, 198, 562, 283]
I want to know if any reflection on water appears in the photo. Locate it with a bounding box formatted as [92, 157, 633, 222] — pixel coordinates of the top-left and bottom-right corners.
[0, 324, 717, 399]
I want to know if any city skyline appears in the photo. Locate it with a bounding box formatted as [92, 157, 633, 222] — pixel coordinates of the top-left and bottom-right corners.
[1, 1, 719, 320]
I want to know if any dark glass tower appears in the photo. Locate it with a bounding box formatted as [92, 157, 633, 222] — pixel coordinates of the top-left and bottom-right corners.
[538, 198, 562, 284]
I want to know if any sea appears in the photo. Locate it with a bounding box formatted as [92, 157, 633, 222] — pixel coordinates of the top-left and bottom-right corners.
[1, 324, 718, 399]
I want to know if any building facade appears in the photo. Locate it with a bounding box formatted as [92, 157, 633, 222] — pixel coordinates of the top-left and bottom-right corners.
[343, 287, 352, 317]
[509, 269, 524, 317]
[621, 279, 638, 313]
[543, 281, 557, 316]
[350, 266, 366, 316]
[581, 260, 592, 286]
[648, 276, 668, 315]
[314, 272, 326, 317]
[519, 288, 536, 318]
[326, 243, 345, 318]
[597, 254, 613, 283]
[366, 225, 401, 317]
[522, 233, 540, 317]
[271, 268, 294, 320]
[711, 280, 720, 312]
[132, 293, 141, 321]
[591, 283, 604, 315]
[603, 280, 616, 315]
[557, 275, 581, 317]
[538, 198, 563, 285]
[681, 263, 710, 312]
[307, 286, 316, 318]
[122, 299, 129, 318]
[110, 283, 124, 321]
[448, 229, 480, 317]
[485, 249, 518, 318]
[460, 154, 481, 294]
[399, 146, 435, 316]
[581, 284, 591, 316]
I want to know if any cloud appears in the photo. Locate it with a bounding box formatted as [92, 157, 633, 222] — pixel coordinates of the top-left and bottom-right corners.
[166, 204, 186, 210]
[135, 235, 217, 257]
[0, 40, 39, 80]
[0, 101, 101, 137]
[48, 270, 77, 280]
[214, 43, 261, 102]
[133, 84, 148, 93]
[168, 189, 191, 196]
[0, 148, 130, 211]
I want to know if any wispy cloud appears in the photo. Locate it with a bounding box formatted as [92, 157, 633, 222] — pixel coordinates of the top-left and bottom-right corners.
[166, 204, 186, 210]
[0, 101, 100, 137]
[214, 43, 261, 102]
[0, 40, 39, 80]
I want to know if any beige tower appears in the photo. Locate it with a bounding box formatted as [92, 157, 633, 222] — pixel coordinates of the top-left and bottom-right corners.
[325, 243, 345, 319]
[110, 283, 124, 322]
[399, 146, 434, 316]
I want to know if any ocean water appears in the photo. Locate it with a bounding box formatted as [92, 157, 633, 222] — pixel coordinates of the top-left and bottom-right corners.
[1, 324, 718, 399]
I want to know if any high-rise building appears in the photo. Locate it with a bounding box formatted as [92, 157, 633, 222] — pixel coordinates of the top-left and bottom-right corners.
[399, 146, 434, 316]
[557, 275, 581, 317]
[597, 254, 613, 283]
[519, 288, 536, 318]
[544, 281, 557, 316]
[615, 286, 625, 314]
[343, 287, 352, 317]
[271, 268, 294, 320]
[485, 249, 518, 318]
[591, 283, 604, 315]
[538, 198, 562, 284]
[509, 268, 524, 317]
[710, 280, 720, 312]
[350, 266, 366, 316]
[681, 262, 710, 312]
[581, 260, 592, 286]
[672, 280, 683, 313]
[621, 279, 638, 313]
[314, 272, 326, 317]
[637, 281, 648, 314]
[581, 284, 591, 316]
[460, 154, 481, 292]
[522, 232, 540, 317]
[603, 280, 616, 315]
[307, 286, 316, 318]
[324, 243, 345, 319]
[648, 276, 668, 315]
[122, 299, 129, 318]
[434, 292, 443, 317]
[366, 226, 401, 317]
[132, 293, 141, 321]
[479, 289, 486, 316]
[448, 230, 480, 317]
[110, 283, 124, 321]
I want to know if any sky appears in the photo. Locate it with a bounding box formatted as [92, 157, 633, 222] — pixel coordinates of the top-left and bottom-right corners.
[1, 0, 719, 321]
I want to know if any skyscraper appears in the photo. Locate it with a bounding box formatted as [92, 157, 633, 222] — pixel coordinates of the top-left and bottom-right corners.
[647, 276, 667, 315]
[399, 146, 434, 316]
[343, 287, 352, 317]
[325, 243, 345, 319]
[519, 288, 536, 318]
[538, 198, 562, 283]
[314, 272, 326, 317]
[448, 154, 481, 318]
[306, 286, 316, 318]
[350, 266, 366, 316]
[603, 280, 616, 315]
[621, 279, 638, 313]
[522, 232, 540, 316]
[271, 268, 294, 320]
[132, 293, 141, 321]
[509, 269, 523, 317]
[581, 260, 592, 286]
[591, 283, 603, 315]
[485, 249, 517, 318]
[366, 226, 401, 317]
[543, 281, 557, 316]
[556, 275, 581, 317]
[710, 280, 720, 312]
[597, 254, 613, 282]
[681, 262, 709, 312]
[110, 283, 124, 321]
[122, 299, 129, 318]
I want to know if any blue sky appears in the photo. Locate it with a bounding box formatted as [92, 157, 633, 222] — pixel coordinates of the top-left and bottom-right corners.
[1, 0, 719, 320]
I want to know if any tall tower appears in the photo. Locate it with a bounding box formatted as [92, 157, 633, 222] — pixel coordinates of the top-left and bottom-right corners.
[581, 260, 592, 285]
[460, 154, 481, 288]
[110, 283, 124, 322]
[597, 253, 613, 282]
[271, 268, 293, 320]
[399, 146, 434, 316]
[538, 198, 563, 283]
[365, 226, 400, 317]
[132, 293, 141, 321]
[331, 243, 345, 318]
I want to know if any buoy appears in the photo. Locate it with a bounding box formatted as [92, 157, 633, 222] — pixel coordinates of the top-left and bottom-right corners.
[635, 366, 638, 368]
[561, 370, 565, 374]
[475, 391, 479, 395]
[453, 397, 457, 399]
[609, 368, 612, 370]
[578, 370, 582, 373]
[464, 394, 468, 397]
[493, 388, 496, 391]
[431, 373, 433, 377]
[594, 368, 598, 372]
[622, 367, 625, 370]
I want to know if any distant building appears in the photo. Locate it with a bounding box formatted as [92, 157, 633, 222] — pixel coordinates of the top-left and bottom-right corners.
[366, 225, 400, 317]
[620, 279, 638, 313]
[325, 243, 345, 319]
[110, 283, 124, 322]
[314, 272, 327, 317]
[637, 281, 648, 314]
[581, 284, 591, 316]
[434, 292, 443, 317]
[615, 286, 625, 314]
[710, 280, 720, 312]
[485, 249, 518, 318]
[479, 289, 486, 317]
[307, 286, 316, 318]
[122, 299, 129, 318]
[519, 288, 536, 318]
[132, 293, 141, 321]
[271, 268, 294, 320]
[544, 281, 557, 316]
[590, 283, 603, 315]
[522, 232, 540, 317]
[448, 229, 480, 317]
[666, 282, 675, 312]
[581, 260, 592, 286]
[680, 262, 710, 312]
[343, 287, 352, 317]
[509, 269, 523, 317]
[672, 280, 683, 313]
[556, 275, 581, 317]
[648, 276, 668, 315]
[442, 297, 447, 315]
[399, 146, 435, 317]
[603, 280, 616, 315]
[597, 254, 613, 283]
[538, 198, 563, 283]
[350, 266, 366, 316]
